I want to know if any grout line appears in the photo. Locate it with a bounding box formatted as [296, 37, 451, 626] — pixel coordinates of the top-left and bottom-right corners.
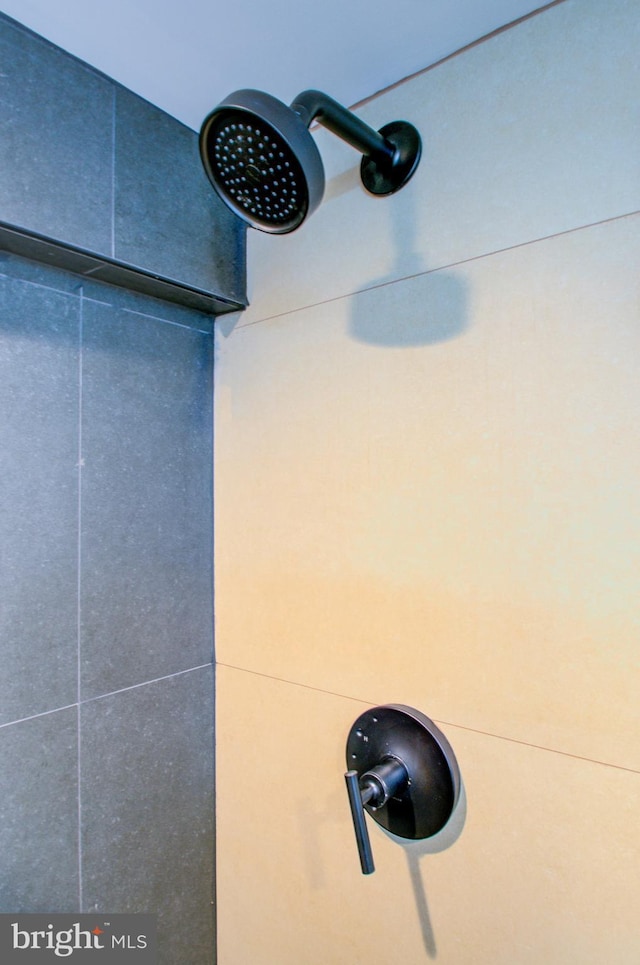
[0, 703, 79, 730]
[349, 0, 568, 111]
[0, 665, 213, 732]
[110, 88, 116, 260]
[234, 209, 640, 330]
[217, 662, 373, 707]
[77, 703, 83, 913]
[82, 663, 214, 705]
[433, 718, 640, 776]
[0, 270, 79, 299]
[216, 662, 640, 776]
[122, 306, 212, 334]
[77, 288, 84, 912]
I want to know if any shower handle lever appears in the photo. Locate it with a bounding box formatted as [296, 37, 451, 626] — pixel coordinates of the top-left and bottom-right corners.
[345, 770, 375, 874]
[344, 757, 409, 875]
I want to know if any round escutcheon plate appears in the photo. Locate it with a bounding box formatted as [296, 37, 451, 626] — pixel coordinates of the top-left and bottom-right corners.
[360, 121, 422, 196]
[346, 704, 461, 839]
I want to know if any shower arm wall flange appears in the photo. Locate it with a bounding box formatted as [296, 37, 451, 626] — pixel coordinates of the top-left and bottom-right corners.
[289, 90, 421, 197]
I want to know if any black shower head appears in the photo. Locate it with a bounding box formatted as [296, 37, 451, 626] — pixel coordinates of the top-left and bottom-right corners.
[199, 88, 421, 234]
[199, 89, 325, 234]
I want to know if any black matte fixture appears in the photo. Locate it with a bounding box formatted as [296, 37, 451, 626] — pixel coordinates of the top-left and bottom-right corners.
[199, 89, 422, 234]
[345, 705, 461, 874]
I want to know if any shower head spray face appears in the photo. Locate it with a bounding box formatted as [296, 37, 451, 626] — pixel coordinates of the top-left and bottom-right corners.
[199, 89, 325, 234]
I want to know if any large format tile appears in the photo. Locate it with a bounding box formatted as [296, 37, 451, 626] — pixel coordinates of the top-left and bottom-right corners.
[114, 89, 246, 305]
[215, 214, 640, 770]
[80, 295, 213, 699]
[0, 15, 246, 312]
[0, 17, 113, 254]
[80, 273, 217, 334]
[217, 666, 640, 965]
[81, 668, 214, 965]
[0, 708, 79, 913]
[239, 0, 640, 324]
[0, 270, 79, 724]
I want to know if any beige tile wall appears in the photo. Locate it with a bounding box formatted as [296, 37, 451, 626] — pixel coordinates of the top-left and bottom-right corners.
[238, 0, 640, 325]
[214, 0, 640, 961]
[217, 666, 640, 965]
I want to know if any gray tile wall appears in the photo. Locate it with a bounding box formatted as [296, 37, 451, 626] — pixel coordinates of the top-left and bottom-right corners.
[0, 12, 247, 314]
[0, 253, 215, 965]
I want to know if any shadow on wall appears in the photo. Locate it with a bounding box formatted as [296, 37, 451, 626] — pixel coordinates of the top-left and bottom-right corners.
[394, 782, 468, 959]
[217, 156, 469, 346]
[345, 165, 469, 348]
[298, 775, 467, 961]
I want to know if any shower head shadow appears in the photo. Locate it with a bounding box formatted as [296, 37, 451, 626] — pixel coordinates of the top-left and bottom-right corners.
[199, 88, 421, 234]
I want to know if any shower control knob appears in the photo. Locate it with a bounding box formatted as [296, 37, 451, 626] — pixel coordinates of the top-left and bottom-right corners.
[344, 705, 461, 875]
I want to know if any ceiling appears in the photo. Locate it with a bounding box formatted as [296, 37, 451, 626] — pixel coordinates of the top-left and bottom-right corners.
[0, 0, 549, 131]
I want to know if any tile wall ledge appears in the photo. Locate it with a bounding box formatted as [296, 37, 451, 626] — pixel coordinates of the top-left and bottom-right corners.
[0, 222, 247, 316]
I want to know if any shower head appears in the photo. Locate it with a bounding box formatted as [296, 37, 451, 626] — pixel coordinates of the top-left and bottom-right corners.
[199, 88, 421, 234]
[199, 89, 324, 234]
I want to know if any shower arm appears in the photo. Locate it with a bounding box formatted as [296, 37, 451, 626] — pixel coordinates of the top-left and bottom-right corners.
[290, 89, 398, 168]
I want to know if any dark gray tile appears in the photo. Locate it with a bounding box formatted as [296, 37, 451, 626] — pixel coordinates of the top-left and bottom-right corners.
[80, 300, 213, 699]
[82, 280, 215, 333]
[0, 271, 79, 725]
[0, 17, 114, 254]
[81, 668, 214, 965]
[0, 708, 79, 912]
[0, 246, 95, 297]
[83, 260, 239, 319]
[0, 15, 246, 311]
[114, 88, 246, 305]
[0, 251, 220, 330]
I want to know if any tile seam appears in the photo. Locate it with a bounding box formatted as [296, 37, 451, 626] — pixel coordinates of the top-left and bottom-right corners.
[0, 271, 80, 298]
[233, 209, 640, 331]
[349, 0, 568, 111]
[0, 703, 79, 730]
[77, 286, 84, 911]
[0, 663, 213, 731]
[111, 87, 116, 260]
[216, 662, 640, 776]
[122, 306, 212, 333]
[80, 662, 214, 705]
